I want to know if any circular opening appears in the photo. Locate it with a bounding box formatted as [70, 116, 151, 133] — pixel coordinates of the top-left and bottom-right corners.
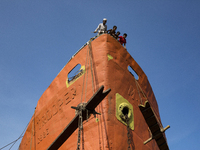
[122, 107, 129, 116]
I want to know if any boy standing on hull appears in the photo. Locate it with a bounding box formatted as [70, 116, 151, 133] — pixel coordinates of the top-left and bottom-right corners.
[107, 25, 117, 39]
[119, 33, 127, 49]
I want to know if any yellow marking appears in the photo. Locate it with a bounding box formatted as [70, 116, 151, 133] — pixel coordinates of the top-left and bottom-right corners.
[107, 54, 113, 61]
[116, 93, 134, 130]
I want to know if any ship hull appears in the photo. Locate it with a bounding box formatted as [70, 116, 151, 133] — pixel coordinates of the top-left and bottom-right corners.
[19, 34, 168, 150]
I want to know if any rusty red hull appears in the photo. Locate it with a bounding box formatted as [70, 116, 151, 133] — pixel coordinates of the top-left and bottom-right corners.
[19, 34, 168, 150]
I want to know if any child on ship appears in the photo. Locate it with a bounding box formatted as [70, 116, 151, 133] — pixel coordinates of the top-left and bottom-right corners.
[118, 33, 127, 49]
[115, 31, 120, 39]
[107, 25, 117, 38]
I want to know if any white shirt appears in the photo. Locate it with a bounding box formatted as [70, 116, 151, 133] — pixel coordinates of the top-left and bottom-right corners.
[94, 23, 107, 35]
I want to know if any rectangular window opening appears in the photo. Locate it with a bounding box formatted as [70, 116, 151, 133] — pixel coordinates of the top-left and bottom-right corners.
[68, 64, 84, 83]
[128, 66, 139, 80]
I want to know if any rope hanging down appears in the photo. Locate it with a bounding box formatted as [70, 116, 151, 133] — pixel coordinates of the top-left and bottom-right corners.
[87, 39, 103, 150]
[76, 38, 96, 150]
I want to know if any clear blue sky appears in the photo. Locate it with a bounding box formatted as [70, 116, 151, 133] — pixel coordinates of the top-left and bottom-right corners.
[0, 1, 200, 149]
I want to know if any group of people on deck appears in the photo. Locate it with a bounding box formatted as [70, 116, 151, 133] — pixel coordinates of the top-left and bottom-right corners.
[93, 18, 127, 49]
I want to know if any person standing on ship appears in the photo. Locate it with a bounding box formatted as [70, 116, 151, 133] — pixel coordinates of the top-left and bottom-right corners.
[107, 25, 117, 38]
[94, 18, 107, 36]
[114, 31, 120, 39]
[118, 33, 127, 49]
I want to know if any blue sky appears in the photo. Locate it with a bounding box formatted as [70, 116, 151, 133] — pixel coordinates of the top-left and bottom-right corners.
[0, 1, 200, 149]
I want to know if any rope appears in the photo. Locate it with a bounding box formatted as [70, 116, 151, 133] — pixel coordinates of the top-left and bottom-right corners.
[80, 41, 90, 103]
[77, 38, 96, 150]
[88, 39, 95, 94]
[88, 38, 105, 150]
[0, 121, 29, 150]
[77, 37, 103, 149]
[135, 79, 148, 101]
[89, 38, 111, 149]
[0, 137, 22, 150]
[84, 41, 91, 102]
[134, 77, 143, 104]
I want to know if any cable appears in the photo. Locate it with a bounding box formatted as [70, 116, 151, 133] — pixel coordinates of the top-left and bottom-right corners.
[0, 122, 29, 150]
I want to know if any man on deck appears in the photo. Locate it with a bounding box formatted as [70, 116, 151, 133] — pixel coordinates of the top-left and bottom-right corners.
[94, 18, 107, 36]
